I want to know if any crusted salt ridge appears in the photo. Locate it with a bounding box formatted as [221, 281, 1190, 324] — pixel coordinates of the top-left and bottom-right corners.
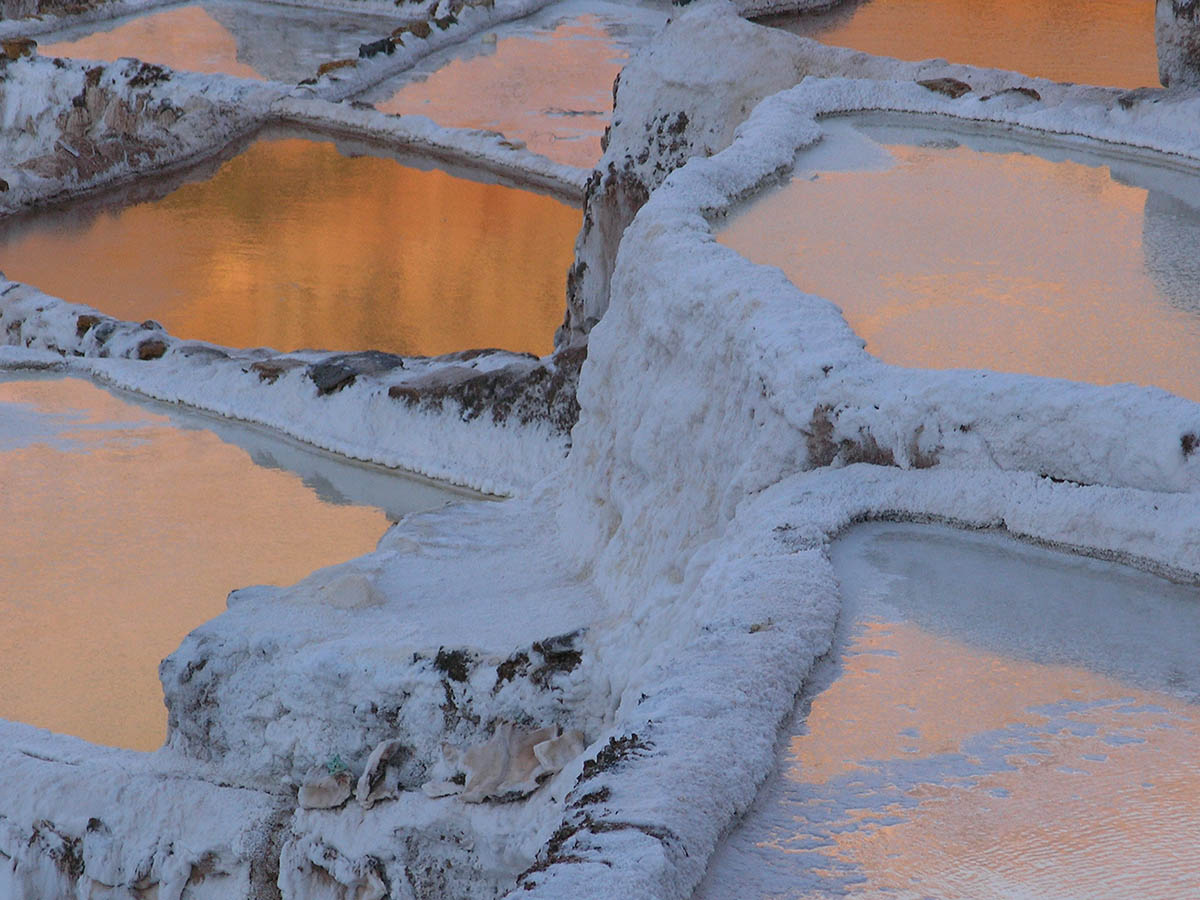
[0, 720, 288, 900]
[273, 95, 589, 202]
[0, 57, 268, 217]
[0, 283, 581, 496]
[513, 5, 1200, 898]
[0, 0, 174, 40]
[296, 0, 562, 103]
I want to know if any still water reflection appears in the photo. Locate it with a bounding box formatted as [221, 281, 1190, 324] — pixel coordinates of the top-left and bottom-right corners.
[363, 4, 662, 168]
[0, 375, 463, 750]
[39, 0, 397, 82]
[718, 118, 1200, 401]
[763, 0, 1158, 89]
[0, 134, 579, 356]
[696, 522, 1200, 899]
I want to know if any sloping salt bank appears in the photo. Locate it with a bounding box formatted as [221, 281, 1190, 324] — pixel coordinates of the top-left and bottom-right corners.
[0, 54, 268, 215]
[0, 0, 589, 218]
[4, 3, 1200, 898]
[0, 0, 174, 41]
[0, 721, 288, 899]
[0, 317, 580, 496]
[36, 0, 407, 82]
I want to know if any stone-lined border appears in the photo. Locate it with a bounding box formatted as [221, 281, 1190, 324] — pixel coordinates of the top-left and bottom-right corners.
[0, 284, 584, 495]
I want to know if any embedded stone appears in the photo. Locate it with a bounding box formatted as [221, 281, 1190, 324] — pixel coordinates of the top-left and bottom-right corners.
[75, 314, 103, 338]
[1, 38, 36, 62]
[917, 77, 972, 99]
[298, 766, 352, 810]
[135, 338, 168, 360]
[355, 739, 410, 809]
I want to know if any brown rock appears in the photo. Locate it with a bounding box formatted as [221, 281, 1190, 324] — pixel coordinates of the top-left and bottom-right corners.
[917, 77, 972, 99]
[249, 357, 304, 384]
[1, 38, 36, 62]
[408, 20, 431, 39]
[75, 314, 103, 338]
[316, 58, 357, 77]
[136, 338, 168, 360]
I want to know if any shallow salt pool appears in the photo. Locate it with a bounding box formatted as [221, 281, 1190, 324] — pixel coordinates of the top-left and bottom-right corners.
[359, 0, 664, 168]
[0, 374, 467, 750]
[762, 0, 1159, 89]
[696, 521, 1200, 899]
[718, 116, 1200, 401]
[0, 131, 580, 356]
[38, 0, 398, 82]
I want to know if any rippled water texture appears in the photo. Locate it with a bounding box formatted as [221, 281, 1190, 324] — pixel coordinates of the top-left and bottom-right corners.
[0, 135, 579, 356]
[0, 376, 462, 750]
[764, 0, 1158, 88]
[697, 523, 1200, 899]
[365, 5, 660, 167]
[39, 0, 396, 82]
[719, 119, 1200, 400]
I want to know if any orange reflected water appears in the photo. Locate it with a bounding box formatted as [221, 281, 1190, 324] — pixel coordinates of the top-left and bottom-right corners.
[719, 141, 1200, 401]
[697, 525, 1200, 898]
[370, 16, 626, 168]
[40, 4, 262, 79]
[783, 621, 1200, 898]
[765, 0, 1158, 89]
[0, 136, 579, 356]
[0, 377, 394, 750]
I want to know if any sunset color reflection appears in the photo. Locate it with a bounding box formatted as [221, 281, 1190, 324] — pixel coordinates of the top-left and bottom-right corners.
[0, 137, 579, 356]
[719, 140, 1200, 401]
[783, 622, 1200, 898]
[696, 524, 1200, 898]
[765, 0, 1158, 89]
[0, 377, 399, 750]
[370, 15, 627, 168]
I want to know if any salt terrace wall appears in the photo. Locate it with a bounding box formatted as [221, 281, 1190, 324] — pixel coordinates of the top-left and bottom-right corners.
[518, 4, 1200, 898]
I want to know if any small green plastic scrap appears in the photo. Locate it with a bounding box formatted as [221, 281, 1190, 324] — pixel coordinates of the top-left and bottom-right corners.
[325, 754, 348, 776]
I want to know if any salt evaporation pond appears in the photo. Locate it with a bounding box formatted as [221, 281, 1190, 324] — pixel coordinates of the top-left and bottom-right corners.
[359, 0, 664, 167]
[698, 521, 1200, 899]
[0, 374, 466, 751]
[38, 0, 398, 82]
[0, 132, 580, 356]
[763, 0, 1159, 89]
[719, 116, 1200, 401]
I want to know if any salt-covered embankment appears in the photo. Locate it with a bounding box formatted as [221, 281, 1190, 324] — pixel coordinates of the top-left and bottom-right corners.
[0, 0, 590, 218]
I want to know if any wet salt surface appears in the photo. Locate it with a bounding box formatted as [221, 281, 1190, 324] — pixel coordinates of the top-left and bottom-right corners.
[359, 0, 665, 167]
[0, 131, 580, 357]
[0, 374, 467, 750]
[38, 0, 399, 82]
[696, 522, 1200, 899]
[719, 115, 1200, 401]
[762, 0, 1159, 89]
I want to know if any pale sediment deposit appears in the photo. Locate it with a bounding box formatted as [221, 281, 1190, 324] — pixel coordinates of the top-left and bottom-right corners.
[2, 1, 1200, 898]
